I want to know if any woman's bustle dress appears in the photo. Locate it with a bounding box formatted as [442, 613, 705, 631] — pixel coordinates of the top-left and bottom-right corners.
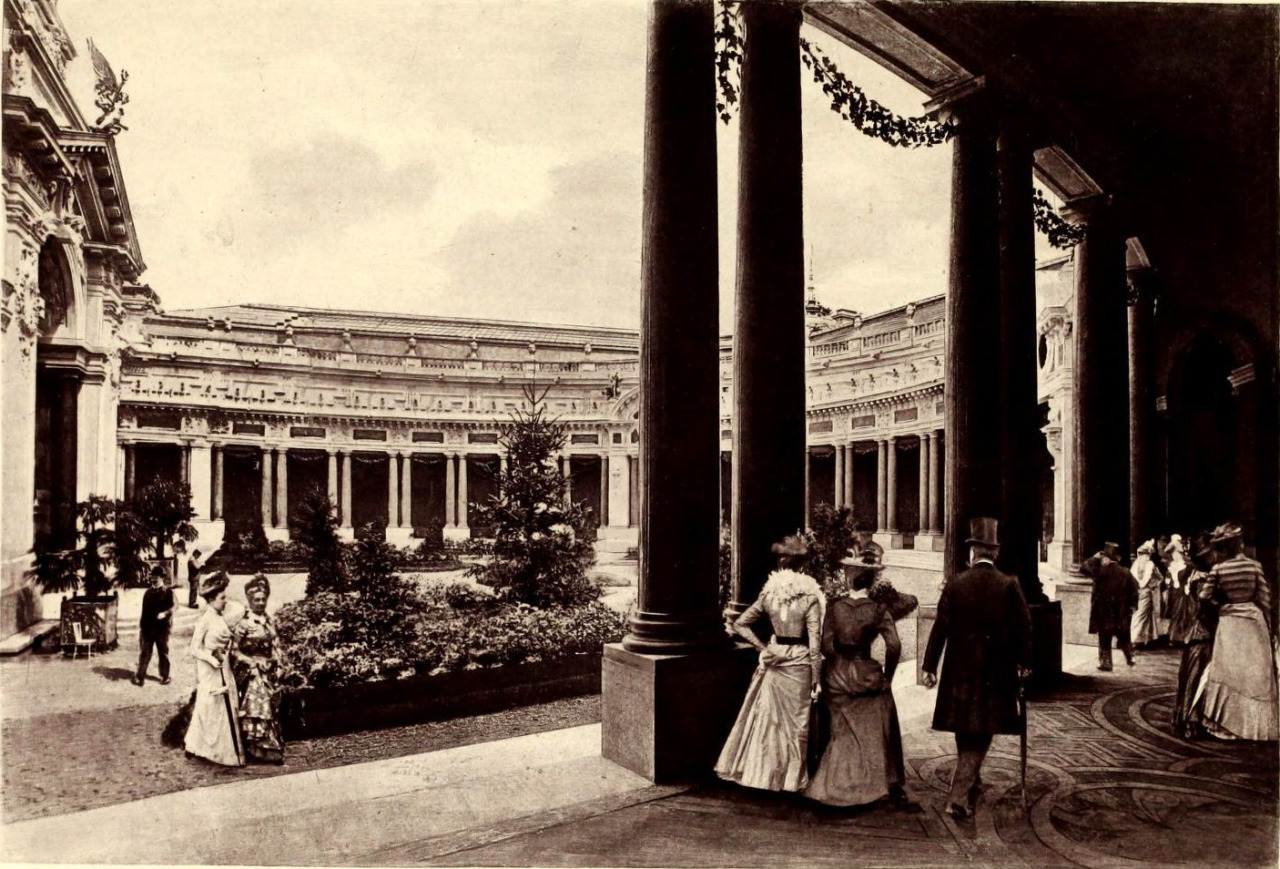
[1166, 558, 1198, 646]
[804, 596, 905, 807]
[1172, 567, 1216, 738]
[231, 610, 284, 763]
[1130, 552, 1161, 645]
[184, 607, 244, 766]
[715, 570, 823, 793]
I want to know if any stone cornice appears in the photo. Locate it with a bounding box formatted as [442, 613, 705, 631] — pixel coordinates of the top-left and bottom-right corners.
[808, 381, 943, 417]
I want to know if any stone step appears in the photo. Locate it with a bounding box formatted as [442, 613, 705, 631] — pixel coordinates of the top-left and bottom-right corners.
[594, 538, 637, 554]
[594, 527, 638, 542]
[0, 620, 60, 656]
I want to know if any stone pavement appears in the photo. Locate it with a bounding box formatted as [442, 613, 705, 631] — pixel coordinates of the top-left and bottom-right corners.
[3, 643, 1274, 867]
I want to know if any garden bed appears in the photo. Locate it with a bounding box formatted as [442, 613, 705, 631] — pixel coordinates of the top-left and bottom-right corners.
[281, 652, 602, 739]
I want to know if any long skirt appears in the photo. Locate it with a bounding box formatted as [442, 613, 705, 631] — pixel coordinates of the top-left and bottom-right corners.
[805, 690, 905, 807]
[238, 668, 284, 763]
[1167, 590, 1197, 646]
[1198, 604, 1279, 741]
[185, 655, 244, 766]
[1131, 585, 1160, 645]
[1173, 641, 1212, 737]
[715, 643, 813, 793]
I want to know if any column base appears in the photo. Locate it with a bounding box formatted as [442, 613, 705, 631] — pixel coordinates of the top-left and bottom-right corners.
[872, 531, 906, 550]
[914, 532, 945, 552]
[338, 526, 355, 542]
[443, 525, 471, 542]
[602, 642, 757, 783]
[264, 526, 290, 544]
[1055, 579, 1095, 646]
[1047, 540, 1075, 573]
[386, 527, 415, 548]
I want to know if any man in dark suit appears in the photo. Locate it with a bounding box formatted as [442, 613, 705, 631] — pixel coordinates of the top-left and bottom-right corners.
[1084, 542, 1139, 671]
[133, 564, 175, 686]
[922, 517, 1032, 819]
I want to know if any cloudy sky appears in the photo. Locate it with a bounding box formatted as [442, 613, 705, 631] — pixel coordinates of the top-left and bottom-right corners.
[58, 0, 966, 331]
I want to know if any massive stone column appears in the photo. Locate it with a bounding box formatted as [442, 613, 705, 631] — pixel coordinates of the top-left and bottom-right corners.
[445, 453, 456, 527]
[189, 441, 212, 523]
[834, 444, 845, 509]
[919, 433, 931, 532]
[275, 449, 288, 529]
[261, 448, 274, 528]
[326, 449, 338, 507]
[1127, 265, 1156, 552]
[1067, 195, 1130, 563]
[937, 84, 1003, 581]
[929, 428, 943, 533]
[996, 112, 1044, 600]
[844, 440, 855, 508]
[728, 0, 806, 616]
[605, 0, 741, 785]
[886, 437, 899, 533]
[607, 452, 630, 527]
[212, 445, 224, 520]
[876, 439, 888, 531]
[457, 454, 469, 531]
[340, 450, 353, 530]
[400, 451, 412, 528]
[387, 452, 399, 528]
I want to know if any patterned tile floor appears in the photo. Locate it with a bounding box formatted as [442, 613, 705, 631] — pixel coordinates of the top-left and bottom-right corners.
[404, 649, 1277, 869]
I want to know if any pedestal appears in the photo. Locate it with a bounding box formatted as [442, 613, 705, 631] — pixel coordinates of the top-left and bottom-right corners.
[602, 642, 756, 783]
[442, 525, 470, 543]
[1055, 579, 1095, 646]
[914, 532, 945, 552]
[872, 531, 906, 550]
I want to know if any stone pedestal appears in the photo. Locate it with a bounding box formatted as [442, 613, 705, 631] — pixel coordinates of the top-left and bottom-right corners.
[873, 531, 906, 550]
[1056, 579, 1095, 646]
[915, 532, 944, 552]
[602, 643, 756, 783]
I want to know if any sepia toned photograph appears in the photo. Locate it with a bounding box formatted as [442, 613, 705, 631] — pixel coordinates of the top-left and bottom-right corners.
[1, 0, 1277, 866]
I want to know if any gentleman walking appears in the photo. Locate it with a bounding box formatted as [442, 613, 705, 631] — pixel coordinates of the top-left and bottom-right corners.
[134, 564, 174, 686]
[187, 549, 204, 609]
[922, 517, 1032, 819]
[1085, 542, 1139, 671]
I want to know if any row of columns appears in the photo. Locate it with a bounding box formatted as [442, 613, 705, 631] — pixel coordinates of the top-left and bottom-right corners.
[816, 432, 944, 534]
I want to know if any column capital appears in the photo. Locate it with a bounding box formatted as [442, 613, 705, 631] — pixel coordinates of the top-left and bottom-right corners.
[1061, 192, 1113, 226]
[326, 447, 338, 456]
[923, 75, 987, 125]
[338, 447, 351, 456]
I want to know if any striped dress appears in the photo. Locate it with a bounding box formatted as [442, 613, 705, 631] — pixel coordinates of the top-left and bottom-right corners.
[1197, 555, 1278, 741]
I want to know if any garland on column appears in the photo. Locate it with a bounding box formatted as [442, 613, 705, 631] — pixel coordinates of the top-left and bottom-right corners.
[713, 0, 1084, 248]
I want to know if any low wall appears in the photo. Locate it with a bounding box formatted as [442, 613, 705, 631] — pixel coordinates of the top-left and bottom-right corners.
[282, 652, 603, 739]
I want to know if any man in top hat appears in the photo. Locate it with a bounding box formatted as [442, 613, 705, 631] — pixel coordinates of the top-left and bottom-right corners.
[1084, 542, 1139, 671]
[134, 563, 175, 686]
[922, 517, 1032, 819]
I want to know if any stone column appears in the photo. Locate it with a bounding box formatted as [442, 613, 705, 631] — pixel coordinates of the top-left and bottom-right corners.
[212, 445, 224, 520]
[886, 436, 899, 533]
[400, 451, 412, 528]
[929, 428, 943, 533]
[844, 440, 855, 508]
[261, 448, 274, 527]
[833, 444, 845, 510]
[189, 441, 212, 522]
[1127, 266, 1156, 553]
[919, 433, 931, 533]
[997, 111, 1044, 599]
[876, 439, 888, 531]
[180, 441, 191, 487]
[340, 450, 353, 529]
[1067, 195, 1130, 564]
[275, 449, 288, 529]
[935, 84, 1003, 581]
[607, 452, 629, 527]
[728, 0, 806, 617]
[600, 453, 609, 517]
[457, 453, 469, 530]
[117, 442, 127, 500]
[326, 449, 338, 507]
[445, 453, 457, 527]
[124, 442, 136, 501]
[561, 454, 571, 506]
[75, 377, 104, 501]
[387, 453, 399, 528]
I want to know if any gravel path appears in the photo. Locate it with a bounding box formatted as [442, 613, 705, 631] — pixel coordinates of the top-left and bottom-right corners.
[2, 694, 601, 824]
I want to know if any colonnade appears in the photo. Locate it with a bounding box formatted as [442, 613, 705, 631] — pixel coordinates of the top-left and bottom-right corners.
[810, 430, 944, 542]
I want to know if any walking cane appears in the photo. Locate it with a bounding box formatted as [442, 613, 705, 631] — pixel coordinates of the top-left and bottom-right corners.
[1018, 672, 1029, 813]
[219, 659, 245, 765]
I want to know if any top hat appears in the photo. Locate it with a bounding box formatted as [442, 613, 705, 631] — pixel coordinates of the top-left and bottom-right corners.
[198, 570, 230, 599]
[1211, 522, 1243, 544]
[771, 533, 811, 559]
[965, 517, 1000, 547]
[1100, 542, 1123, 561]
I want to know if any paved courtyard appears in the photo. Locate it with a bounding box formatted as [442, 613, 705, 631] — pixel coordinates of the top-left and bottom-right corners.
[2, 645, 1274, 868]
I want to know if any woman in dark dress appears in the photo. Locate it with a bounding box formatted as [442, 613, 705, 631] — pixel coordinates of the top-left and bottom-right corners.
[1172, 535, 1218, 738]
[805, 553, 915, 809]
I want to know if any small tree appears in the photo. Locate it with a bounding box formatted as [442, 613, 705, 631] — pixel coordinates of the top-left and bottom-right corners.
[131, 481, 198, 563]
[291, 488, 349, 595]
[30, 496, 124, 597]
[807, 503, 861, 583]
[469, 385, 598, 607]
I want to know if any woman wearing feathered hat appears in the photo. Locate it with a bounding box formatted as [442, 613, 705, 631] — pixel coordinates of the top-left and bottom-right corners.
[715, 533, 824, 793]
[231, 573, 285, 763]
[1196, 523, 1278, 741]
[183, 570, 244, 766]
[1130, 539, 1161, 648]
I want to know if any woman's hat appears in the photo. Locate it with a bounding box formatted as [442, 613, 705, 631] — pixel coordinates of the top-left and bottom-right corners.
[198, 570, 229, 598]
[245, 573, 271, 599]
[1137, 539, 1155, 555]
[770, 533, 811, 558]
[1211, 522, 1243, 544]
[1192, 538, 1214, 559]
[965, 517, 1000, 547]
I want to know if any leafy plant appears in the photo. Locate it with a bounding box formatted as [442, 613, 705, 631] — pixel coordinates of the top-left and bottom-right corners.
[131, 480, 198, 562]
[807, 503, 861, 584]
[29, 496, 141, 597]
[291, 488, 349, 595]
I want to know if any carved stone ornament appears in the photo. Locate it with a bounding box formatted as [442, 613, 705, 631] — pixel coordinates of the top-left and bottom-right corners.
[2, 244, 41, 352]
[5, 36, 31, 94]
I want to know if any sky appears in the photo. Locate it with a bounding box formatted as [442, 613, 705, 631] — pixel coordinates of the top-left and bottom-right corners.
[57, 0, 973, 331]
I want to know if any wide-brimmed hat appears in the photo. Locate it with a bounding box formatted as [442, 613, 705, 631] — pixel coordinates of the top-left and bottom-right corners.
[771, 533, 811, 558]
[198, 570, 229, 599]
[1192, 537, 1214, 559]
[965, 517, 1000, 547]
[1211, 522, 1243, 544]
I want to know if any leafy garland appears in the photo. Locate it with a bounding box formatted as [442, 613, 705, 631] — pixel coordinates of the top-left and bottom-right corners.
[713, 0, 1084, 248]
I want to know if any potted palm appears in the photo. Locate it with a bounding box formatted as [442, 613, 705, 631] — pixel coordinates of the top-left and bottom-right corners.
[130, 480, 198, 585]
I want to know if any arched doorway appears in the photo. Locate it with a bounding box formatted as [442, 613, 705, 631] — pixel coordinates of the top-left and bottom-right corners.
[1166, 333, 1239, 536]
[32, 238, 79, 552]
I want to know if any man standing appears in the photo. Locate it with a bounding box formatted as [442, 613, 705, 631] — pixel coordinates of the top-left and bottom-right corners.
[922, 517, 1032, 819]
[187, 549, 203, 609]
[134, 564, 174, 686]
[1085, 542, 1139, 671]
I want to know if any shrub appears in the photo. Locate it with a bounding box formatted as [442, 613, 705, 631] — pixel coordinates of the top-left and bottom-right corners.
[131, 481, 198, 562]
[807, 504, 860, 584]
[291, 489, 348, 595]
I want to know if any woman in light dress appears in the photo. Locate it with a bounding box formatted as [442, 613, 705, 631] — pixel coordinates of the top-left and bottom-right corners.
[184, 571, 245, 766]
[1165, 535, 1197, 646]
[231, 574, 285, 763]
[1130, 540, 1161, 647]
[1197, 523, 1278, 742]
[715, 534, 823, 793]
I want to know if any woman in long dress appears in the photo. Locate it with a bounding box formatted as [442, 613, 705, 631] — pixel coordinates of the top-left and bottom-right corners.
[184, 571, 244, 766]
[1165, 535, 1197, 646]
[1172, 535, 1218, 738]
[1130, 540, 1161, 647]
[806, 554, 915, 809]
[1198, 523, 1278, 741]
[715, 534, 823, 793]
[231, 574, 284, 764]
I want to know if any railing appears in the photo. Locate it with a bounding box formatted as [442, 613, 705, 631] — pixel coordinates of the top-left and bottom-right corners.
[810, 340, 849, 357]
[862, 330, 901, 350]
[914, 320, 944, 338]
